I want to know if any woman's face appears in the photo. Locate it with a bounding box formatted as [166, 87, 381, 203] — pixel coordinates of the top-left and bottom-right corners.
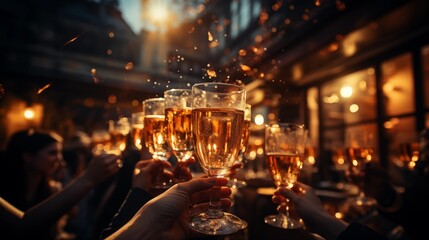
[29, 142, 64, 178]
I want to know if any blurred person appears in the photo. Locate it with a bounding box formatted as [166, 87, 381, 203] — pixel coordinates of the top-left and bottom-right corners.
[0, 130, 121, 239]
[90, 131, 146, 239]
[0, 129, 65, 212]
[100, 157, 196, 239]
[273, 182, 388, 240]
[361, 129, 429, 240]
[61, 130, 98, 239]
[103, 176, 232, 240]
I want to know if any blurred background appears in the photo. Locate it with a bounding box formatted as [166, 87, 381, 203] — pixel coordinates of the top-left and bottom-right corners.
[1, 0, 429, 178]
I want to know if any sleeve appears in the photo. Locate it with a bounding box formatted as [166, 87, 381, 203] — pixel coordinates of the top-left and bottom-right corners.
[98, 188, 153, 239]
[336, 222, 388, 240]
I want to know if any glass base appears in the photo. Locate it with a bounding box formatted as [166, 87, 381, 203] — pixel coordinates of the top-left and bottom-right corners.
[264, 214, 302, 229]
[189, 212, 244, 235]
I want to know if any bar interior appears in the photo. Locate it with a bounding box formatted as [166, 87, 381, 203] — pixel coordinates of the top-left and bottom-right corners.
[1, 0, 428, 239]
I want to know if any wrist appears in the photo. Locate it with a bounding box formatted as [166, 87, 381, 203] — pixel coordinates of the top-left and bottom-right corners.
[77, 173, 96, 190]
[313, 212, 348, 240]
[377, 186, 403, 212]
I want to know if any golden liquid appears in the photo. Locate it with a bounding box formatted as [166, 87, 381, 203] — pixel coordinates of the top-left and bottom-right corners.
[192, 108, 244, 176]
[240, 120, 251, 155]
[109, 131, 127, 151]
[143, 115, 168, 156]
[266, 153, 303, 188]
[344, 147, 373, 185]
[166, 108, 193, 162]
[131, 124, 144, 150]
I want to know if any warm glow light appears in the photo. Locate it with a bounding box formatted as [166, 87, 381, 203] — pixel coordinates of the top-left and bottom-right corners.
[323, 94, 340, 104]
[255, 114, 264, 125]
[307, 156, 316, 165]
[257, 148, 264, 155]
[340, 86, 353, 98]
[23, 108, 35, 120]
[249, 151, 257, 159]
[149, 4, 169, 23]
[384, 121, 394, 129]
[349, 104, 359, 113]
[335, 212, 343, 219]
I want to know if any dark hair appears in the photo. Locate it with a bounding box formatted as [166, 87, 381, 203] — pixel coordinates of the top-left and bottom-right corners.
[0, 129, 63, 210]
[5, 128, 63, 156]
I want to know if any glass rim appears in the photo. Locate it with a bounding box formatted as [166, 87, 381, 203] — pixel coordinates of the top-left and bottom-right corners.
[142, 97, 165, 103]
[192, 82, 245, 94]
[164, 88, 192, 93]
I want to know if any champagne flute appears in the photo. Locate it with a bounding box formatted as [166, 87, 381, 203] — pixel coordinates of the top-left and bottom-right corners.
[131, 111, 144, 151]
[143, 97, 172, 189]
[265, 123, 306, 229]
[189, 82, 247, 235]
[105, 117, 130, 168]
[228, 103, 251, 188]
[108, 117, 130, 152]
[164, 89, 194, 181]
[398, 132, 420, 170]
[344, 131, 376, 207]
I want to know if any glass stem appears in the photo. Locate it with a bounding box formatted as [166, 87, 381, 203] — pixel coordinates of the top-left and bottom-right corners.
[208, 185, 223, 218]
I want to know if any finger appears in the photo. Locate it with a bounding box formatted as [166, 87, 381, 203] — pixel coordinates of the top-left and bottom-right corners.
[140, 160, 171, 174]
[278, 187, 300, 202]
[184, 156, 196, 165]
[272, 194, 287, 204]
[176, 177, 228, 195]
[135, 159, 157, 168]
[98, 153, 120, 165]
[291, 182, 309, 193]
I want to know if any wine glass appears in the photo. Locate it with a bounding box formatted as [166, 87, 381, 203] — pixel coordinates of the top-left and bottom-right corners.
[108, 117, 130, 152]
[344, 131, 376, 207]
[104, 117, 130, 167]
[397, 132, 420, 170]
[131, 111, 144, 151]
[142, 97, 172, 189]
[164, 89, 194, 181]
[228, 103, 251, 188]
[264, 123, 306, 229]
[189, 82, 247, 235]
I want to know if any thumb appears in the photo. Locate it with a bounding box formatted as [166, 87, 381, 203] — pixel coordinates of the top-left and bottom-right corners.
[178, 177, 228, 195]
[278, 187, 299, 203]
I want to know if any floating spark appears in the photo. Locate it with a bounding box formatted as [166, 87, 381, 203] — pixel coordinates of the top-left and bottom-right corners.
[208, 31, 213, 41]
[37, 83, 51, 94]
[206, 69, 217, 78]
[64, 32, 84, 47]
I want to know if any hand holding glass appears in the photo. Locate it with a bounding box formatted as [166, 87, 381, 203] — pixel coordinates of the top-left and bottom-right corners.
[164, 89, 194, 181]
[189, 82, 246, 235]
[143, 98, 172, 189]
[344, 131, 376, 207]
[265, 123, 306, 229]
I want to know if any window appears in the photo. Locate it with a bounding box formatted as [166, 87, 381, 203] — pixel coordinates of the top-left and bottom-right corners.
[423, 45, 429, 109]
[230, 1, 239, 38]
[307, 87, 319, 151]
[240, 0, 251, 31]
[381, 53, 415, 116]
[321, 68, 377, 128]
[381, 53, 417, 165]
[253, 0, 261, 18]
